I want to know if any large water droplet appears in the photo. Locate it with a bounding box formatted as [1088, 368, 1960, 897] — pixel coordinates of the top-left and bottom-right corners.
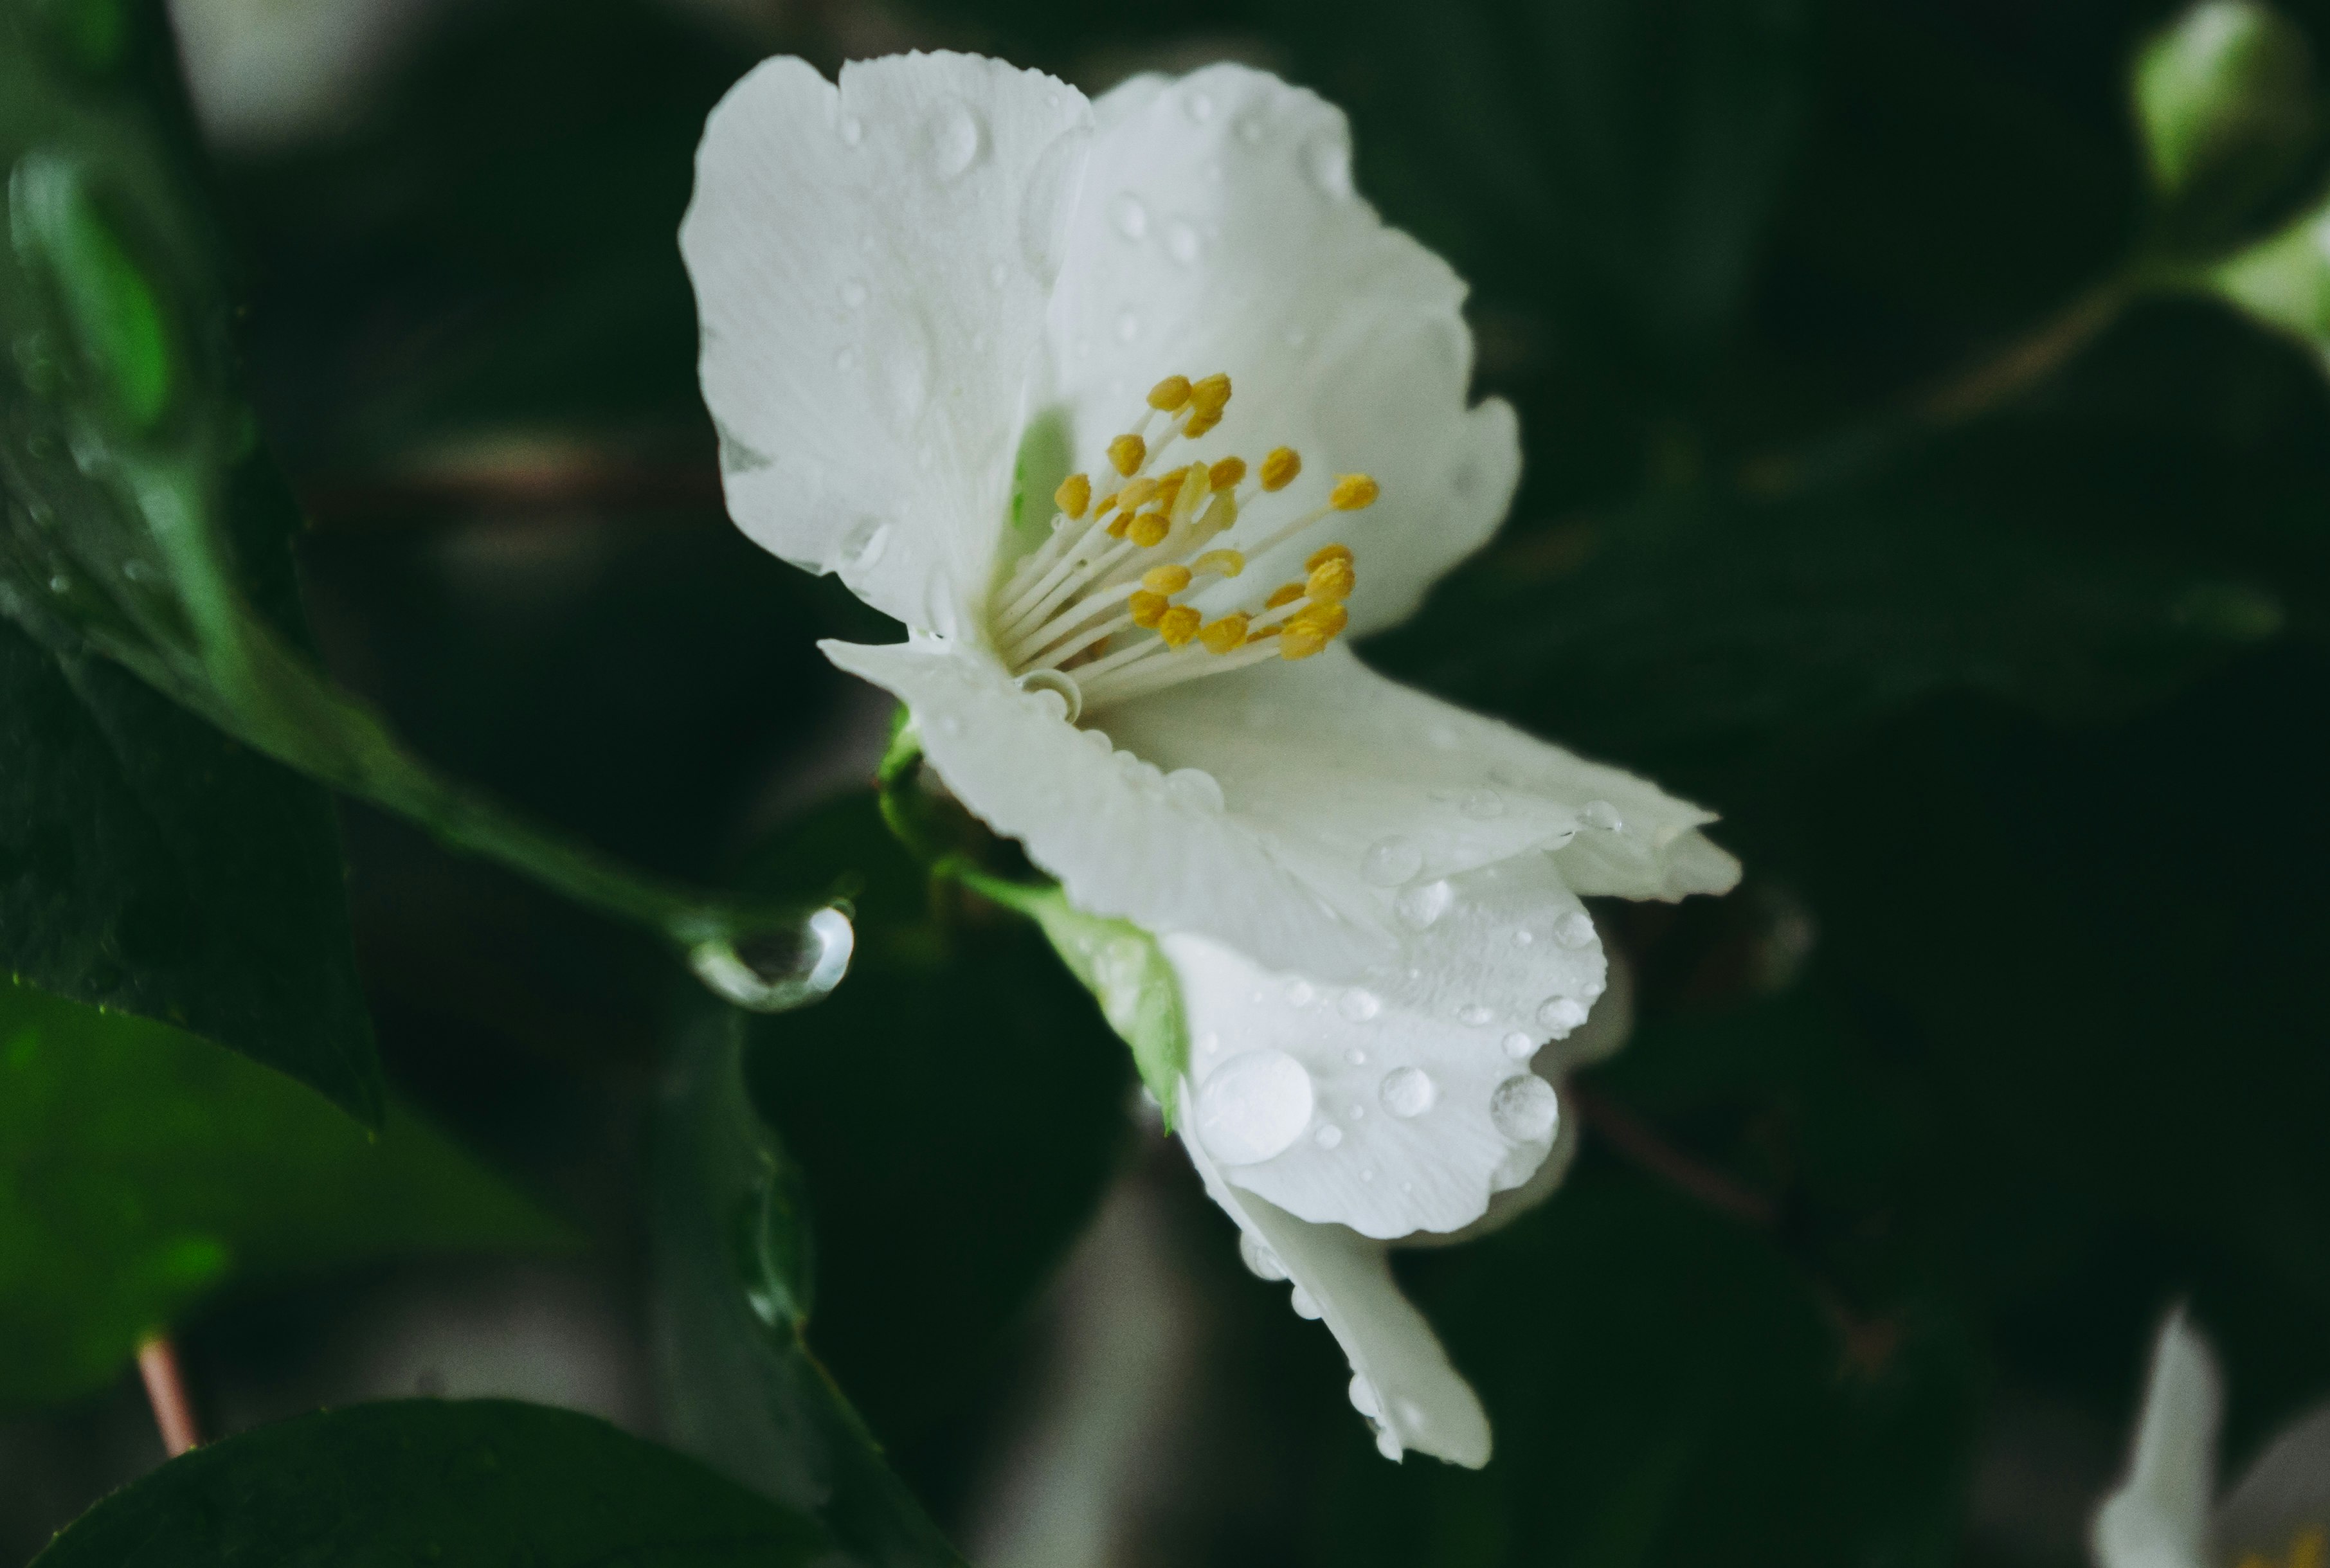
[1537, 996, 1589, 1036]
[1553, 909, 1596, 948]
[927, 104, 984, 179]
[1290, 1285, 1323, 1320]
[1195, 1050, 1315, 1165]
[689, 907, 854, 1012]
[1314, 1123, 1344, 1149]
[1166, 221, 1202, 264]
[1284, 978, 1317, 1007]
[1394, 879, 1454, 930]
[1110, 192, 1148, 239]
[1239, 1232, 1288, 1281]
[1303, 129, 1355, 197]
[1165, 768, 1225, 812]
[1581, 798, 1623, 831]
[1375, 1428, 1403, 1461]
[1459, 787, 1505, 820]
[1501, 1031, 1535, 1061]
[1015, 667, 1083, 723]
[1361, 835, 1423, 887]
[1337, 988, 1382, 1023]
[1379, 1066, 1436, 1118]
[1490, 1074, 1560, 1141]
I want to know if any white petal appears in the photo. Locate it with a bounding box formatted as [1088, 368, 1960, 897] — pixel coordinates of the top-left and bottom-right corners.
[1167, 931, 1571, 1239]
[682, 53, 1092, 637]
[1041, 64, 1519, 636]
[2214, 1399, 2330, 1563]
[2092, 1311, 2223, 1568]
[1180, 1117, 1492, 1468]
[824, 635, 1389, 978]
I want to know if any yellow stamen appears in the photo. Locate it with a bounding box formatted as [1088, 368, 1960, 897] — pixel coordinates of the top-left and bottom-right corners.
[1054, 473, 1092, 519]
[1142, 564, 1193, 593]
[1117, 476, 1160, 511]
[1171, 463, 1210, 525]
[1182, 406, 1223, 440]
[1157, 606, 1203, 647]
[1209, 456, 1247, 490]
[1193, 548, 1245, 578]
[1094, 490, 1119, 519]
[1306, 543, 1353, 572]
[1128, 591, 1170, 628]
[1156, 467, 1187, 509]
[1330, 473, 1380, 510]
[1265, 582, 1305, 610]
[1127, 512, 1171, 548]
[1280, 603, 1348, 661]
[1248, 622, 1281, 642]
[1148, 374, 1193, 411]
[1109, 434, 1147, 476]
[1105, 514, 1131, 539]
[1200, 613, 1250, 653]
[1306, 557, 1356, 604]
[1189, 373, 1231, 417]
[1260, 447, 1301, 491]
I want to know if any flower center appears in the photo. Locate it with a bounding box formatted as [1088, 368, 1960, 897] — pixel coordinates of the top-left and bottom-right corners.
[2239, 1527, 2328, 1568]
[989, 372, 1378, 717]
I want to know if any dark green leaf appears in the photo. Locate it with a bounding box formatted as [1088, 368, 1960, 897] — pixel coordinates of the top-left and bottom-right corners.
[32, 1398, 828, 1567]
[0, 975, 570, 1407]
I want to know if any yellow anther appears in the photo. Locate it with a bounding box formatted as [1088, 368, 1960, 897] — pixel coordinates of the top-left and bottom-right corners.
[1094, 490, 1119, 519]
[1142, 564, 1193, 593]
[1105, 513, 1132, 539]
[1054, 473, 1092, 519]
[1182, 406, 1223, 440]
[1281, 603, 1348, 661]
[1128, 591, 1170, 627]
[1306, 543, 1353, 573]
[1155, 467, 1187, 509]
[1306, 557, 1356, 604]
[1189, 373, 1232, 417]
[1127, 512, 1171, 548]
[1117, 476, 1160, 510]
[1260, 447, 1301, 491]
[1148, 374, 1193, 411]
[1248, 622, 1282, 642]
[1199, 613, 1251, 653]
[1193, 548, 1245, 578]
[1157, 606, 1203, 647]
[1330, 473, 1380, 510]
[1265, 582, 1306, 611]
[1199, 491, 1238, 532]
[1209, 456, 1247, 490]
[1109, 434, 1147, 476]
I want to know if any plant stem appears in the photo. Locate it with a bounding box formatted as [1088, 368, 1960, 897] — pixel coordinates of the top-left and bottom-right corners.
[1569, 1083, 1776, 1227]
[135, 1334, 201, 1457]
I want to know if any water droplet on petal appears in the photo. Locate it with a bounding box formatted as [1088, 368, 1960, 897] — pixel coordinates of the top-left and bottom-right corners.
[1350, 1375, 1380, 1418]
[1110, 192, 1148, 238]
[1379, 1066, 1436, 1118]
[1394, 879, 1454, 930]
[1501, 1031, 1535, 1061]
[1303, 129, 1354, 197]
[1184, 89, 1215, 122]
[1337, 988, 1382, 1023]
[1582, 798, 1623, 831]
[1375, 1428, 1403, 1461]
[1457, 1003, 1493, 1027]
[1290, 1285, 1323, 1320]
[1283, 979, 1317, 1007]
[1079, 727, 1114, 756]
[1554, 909, 1596, 948]
[1393, 1396, 1427, 1429]
[1361, 836, 1423, 887]
[1537, 996, 1590, 1036]
[1239, 1232, 1288, 1280]
[1015, 667, 1083, 723]
[1513, 928, 1536, 947]
[48, 574, 68, 593]
[1490, 1074, 1560, 1141]
[1459, 787, 1505, 820]
[688, 907, 854, 1012]
[1314, 1122, 1343, 1149]
[839, 518, 889, 572]
[927, 104, 983, 179]
[840, 279, 867, 308]
[838, 114, 863, 146]
[1165, 768, 1225, 812]
[1195, 1050, 1315, 1165]
[1166, 220, 1202, 264]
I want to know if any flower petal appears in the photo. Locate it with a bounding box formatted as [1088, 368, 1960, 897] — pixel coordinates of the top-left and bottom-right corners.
[1181, 1119, 1492, 1468]
[683, 53, 1092, 637]
[1168, 930, 1573, 1239]
[2214, 1399, 2330, 1565]
[824, 635, 1391, 978]
[1041, 64, 1519, 637]
[2092, 1311, 2223, 1568]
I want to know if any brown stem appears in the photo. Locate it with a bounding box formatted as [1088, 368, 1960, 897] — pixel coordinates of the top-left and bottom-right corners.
[136, 1334, 202, 1457]
[1569, 1083, 1776, 1227]
[1914, 280, 2133, 427]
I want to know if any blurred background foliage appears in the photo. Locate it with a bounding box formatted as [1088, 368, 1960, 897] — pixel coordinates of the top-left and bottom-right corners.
[5, 0, 2330, 1562]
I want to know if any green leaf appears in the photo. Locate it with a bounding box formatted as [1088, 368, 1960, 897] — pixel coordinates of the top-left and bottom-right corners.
[2133, 0, 2315, 247]
[0, 975, 570, 1407]
[2206, 187, 2330, 367]
[32, 1398, 829, 1567]
[951, 864, 1189, 1122]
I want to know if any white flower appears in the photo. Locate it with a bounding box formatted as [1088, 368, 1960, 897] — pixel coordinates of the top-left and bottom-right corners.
[681, 50, 1738, 1462]
[2094, 1311, 2330, 1568]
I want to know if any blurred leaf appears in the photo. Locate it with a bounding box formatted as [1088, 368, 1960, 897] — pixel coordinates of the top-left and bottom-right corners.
[32, 1398, 828, 1567]
[0, 975, 570, 1408]
[1316, 1173, 1980, 1568]
[2133, 0, 2316, 249]
[2205, 185, 2330, 369]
